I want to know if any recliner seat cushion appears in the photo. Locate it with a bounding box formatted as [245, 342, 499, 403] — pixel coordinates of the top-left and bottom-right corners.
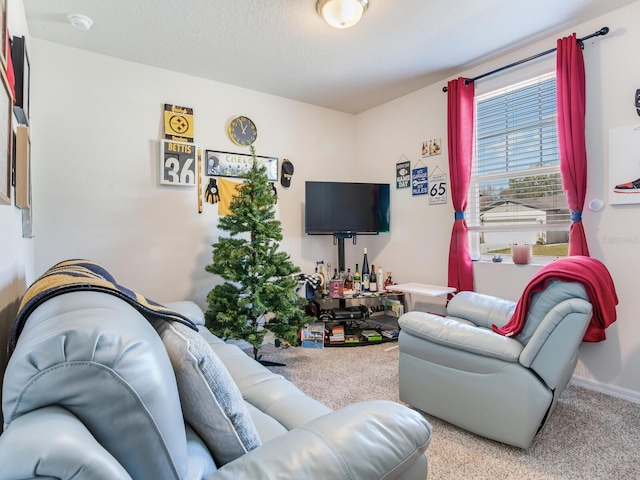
[154, 320, 261, 466]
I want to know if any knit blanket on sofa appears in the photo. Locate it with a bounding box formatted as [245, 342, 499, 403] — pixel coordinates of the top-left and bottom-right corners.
[9, 259, 197, 354]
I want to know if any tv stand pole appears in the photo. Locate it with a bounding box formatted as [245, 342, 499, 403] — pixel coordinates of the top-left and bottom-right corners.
[333, 233, 357, 274]
[333, 233, 356, 309]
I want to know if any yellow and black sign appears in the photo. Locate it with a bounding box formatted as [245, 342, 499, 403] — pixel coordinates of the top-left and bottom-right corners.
[164, 104, 194, 143]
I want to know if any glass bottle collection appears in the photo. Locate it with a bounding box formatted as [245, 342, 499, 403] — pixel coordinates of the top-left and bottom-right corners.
[319, 248, 392, 297]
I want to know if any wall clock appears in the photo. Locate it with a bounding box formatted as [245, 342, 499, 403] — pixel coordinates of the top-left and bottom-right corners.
[227, 115, 257, 146]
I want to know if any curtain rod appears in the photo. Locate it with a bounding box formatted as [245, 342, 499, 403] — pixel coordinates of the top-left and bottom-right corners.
[442, 27, 609, 92]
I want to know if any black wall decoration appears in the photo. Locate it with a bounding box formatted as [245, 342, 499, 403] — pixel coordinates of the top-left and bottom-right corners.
[11, 35, 29, 125]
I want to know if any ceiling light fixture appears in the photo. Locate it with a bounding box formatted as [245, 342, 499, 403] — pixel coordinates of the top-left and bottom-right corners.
[68, 13, 93, 31]
[316, 0, 369, 29]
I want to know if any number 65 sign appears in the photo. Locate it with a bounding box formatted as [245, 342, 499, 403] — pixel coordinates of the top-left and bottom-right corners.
[428, 172, 447, 205]
[161, 140, 196, 186]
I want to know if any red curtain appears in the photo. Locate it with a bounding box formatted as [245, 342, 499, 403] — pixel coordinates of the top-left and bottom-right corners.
[556, 34, 590, 256]
[447, 78, 475, 292]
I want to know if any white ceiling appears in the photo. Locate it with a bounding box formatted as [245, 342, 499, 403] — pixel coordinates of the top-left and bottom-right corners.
[23, 0, 636, 114]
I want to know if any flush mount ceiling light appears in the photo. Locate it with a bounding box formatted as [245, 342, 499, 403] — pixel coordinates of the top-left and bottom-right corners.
[316, 0, 369, 29]
[68, 13, 93, 31]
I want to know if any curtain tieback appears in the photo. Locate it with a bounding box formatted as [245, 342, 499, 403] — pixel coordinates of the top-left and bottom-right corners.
[454, 211, 465, 221]
[571, 210, 583, 223]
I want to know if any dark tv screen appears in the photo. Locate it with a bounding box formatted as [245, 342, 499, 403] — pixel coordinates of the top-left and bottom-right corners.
[305, 181, 390, 234]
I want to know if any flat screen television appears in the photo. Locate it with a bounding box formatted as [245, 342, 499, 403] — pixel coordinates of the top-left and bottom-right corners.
[305, 181, 390, 235]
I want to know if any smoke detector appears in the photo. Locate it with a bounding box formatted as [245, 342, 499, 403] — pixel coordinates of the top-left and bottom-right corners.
[68, 13, 93, 31]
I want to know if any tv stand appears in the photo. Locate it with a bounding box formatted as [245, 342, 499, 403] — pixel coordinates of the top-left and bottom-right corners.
[310, 292, 404, 347]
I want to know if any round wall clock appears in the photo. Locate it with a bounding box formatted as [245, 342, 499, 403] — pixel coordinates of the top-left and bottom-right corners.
[227, 116, 258, 146]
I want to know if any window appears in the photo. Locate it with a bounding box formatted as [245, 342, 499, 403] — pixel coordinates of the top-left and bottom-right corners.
[467, 72, 570, 260]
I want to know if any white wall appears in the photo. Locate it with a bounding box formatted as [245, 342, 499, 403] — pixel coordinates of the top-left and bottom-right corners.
[356, 1, 640, 400]
[29, 40, 357, 308]
[26, 0, 640, 400]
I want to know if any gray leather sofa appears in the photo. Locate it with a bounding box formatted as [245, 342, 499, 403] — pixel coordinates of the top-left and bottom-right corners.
[0, 291, 432, 479]
[398, 280, 593, 449]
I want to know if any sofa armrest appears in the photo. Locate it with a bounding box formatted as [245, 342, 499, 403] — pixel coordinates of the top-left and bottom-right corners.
[162, 300, 205, 325]
[399, 311, 523, 362]
[446, 291, 516, 329]
[4, 292, 188, 480]
[208, 400, 431, 480]
[0, 406, 132, 480]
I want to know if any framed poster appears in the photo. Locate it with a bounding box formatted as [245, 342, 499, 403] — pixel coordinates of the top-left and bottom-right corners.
[15, 125, 30, 208]
[609, 124, 640, 205]
[205, 149, 278, 181]
[396, 158, 410, 189]
[428, 171, 447, 205]
[163, 103, 194, 143]
[11, 36, 30, 125]
[412, 166, 428, 196]
[0, 0, 6, 68]
[421, 138, 442, 157]
[160, 140, 196, 186]
[0, 71, 12, 205]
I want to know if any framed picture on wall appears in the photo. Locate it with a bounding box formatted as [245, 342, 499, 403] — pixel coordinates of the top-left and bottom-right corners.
[205, 149, 278, 181]
[0, 71, 12, 205]
[15, 125, 30, 209]
[0, 0, 7, 68]
[609, 124, 640, 205]
[11, 36, 30, 125]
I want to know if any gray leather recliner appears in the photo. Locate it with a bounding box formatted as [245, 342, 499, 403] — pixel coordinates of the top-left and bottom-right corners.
[397, 280, 593, 449]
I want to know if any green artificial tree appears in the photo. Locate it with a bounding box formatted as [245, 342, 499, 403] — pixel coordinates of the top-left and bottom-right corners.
[205, 145, 310, 360]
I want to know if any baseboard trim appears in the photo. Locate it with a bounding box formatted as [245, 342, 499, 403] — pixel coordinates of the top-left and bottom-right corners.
[570, 375, 640, 404]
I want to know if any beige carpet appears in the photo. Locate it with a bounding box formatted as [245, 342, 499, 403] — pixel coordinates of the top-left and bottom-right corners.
[256, 341, 640, 479]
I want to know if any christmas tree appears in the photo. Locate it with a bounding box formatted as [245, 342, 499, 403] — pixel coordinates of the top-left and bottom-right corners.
[205, 145, 310, 360]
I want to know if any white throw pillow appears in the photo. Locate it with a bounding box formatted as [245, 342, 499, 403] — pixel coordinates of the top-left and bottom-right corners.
[154, 320, 261, 466]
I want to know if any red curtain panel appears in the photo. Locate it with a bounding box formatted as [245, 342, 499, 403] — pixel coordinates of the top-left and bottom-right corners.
[556, 33, 590, 257]
[446, 78, 475, 292]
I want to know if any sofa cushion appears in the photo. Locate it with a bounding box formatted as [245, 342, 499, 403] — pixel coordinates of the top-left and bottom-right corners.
[154, 320, 261, 466]
[399, 311, 523, 362]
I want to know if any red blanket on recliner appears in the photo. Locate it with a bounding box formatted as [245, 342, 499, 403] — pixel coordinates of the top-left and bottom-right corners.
[492, 256, 618, 342]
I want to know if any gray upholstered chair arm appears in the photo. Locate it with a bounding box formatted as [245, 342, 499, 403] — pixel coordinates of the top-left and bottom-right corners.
[519, 298, 593, 388]
[399, 311, 523, 362]
[446, 291, 516, 329]
[0, 406, 133, 480]
[209, 400, 431, 480]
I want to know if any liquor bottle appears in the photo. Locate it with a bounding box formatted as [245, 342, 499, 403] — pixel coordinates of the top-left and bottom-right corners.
[333, 268, 339, 280]
[353, 263, 361, 293]
[317, 261, 326, 294]
[369, 264, 377, 292]
[377, 266, 384, 292]
[362, 248, 370, 291]
[345, 268, 353, 290]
